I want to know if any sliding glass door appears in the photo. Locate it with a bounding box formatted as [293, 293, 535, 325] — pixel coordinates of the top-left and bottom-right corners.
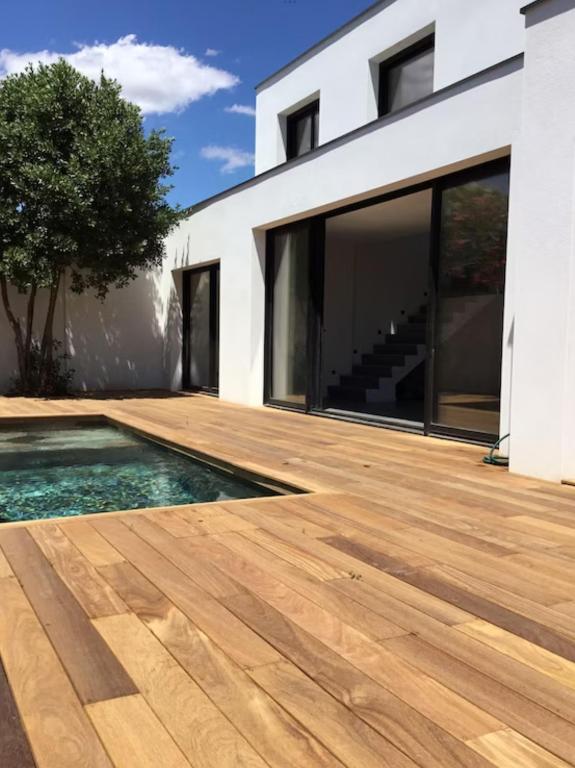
[430, 166, 509, 439]
[182, 264, 220, 392]
[264, 159, 510, 443]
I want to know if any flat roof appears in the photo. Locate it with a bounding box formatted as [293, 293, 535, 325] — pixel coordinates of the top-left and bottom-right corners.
[520, 0, 561, 13]
[255, 0, 391, 92]
[187, 53, 523, 215]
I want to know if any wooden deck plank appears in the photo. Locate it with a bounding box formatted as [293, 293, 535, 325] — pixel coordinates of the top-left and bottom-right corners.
[244, 524, 474, 625]
[93, 614, 268, 768]
[385, 633, 575, 765]
[134, 602, 347, 768]
[414, 565, 575, 644]
[124, 514, 248, 598]
[91, 517, 280, 669]
[320, 533, 427, 576]
[249, 659, 419, 768]
[225, 590, 497, 768]
[458, 620, 575, 691]
[151, 507, 258, 536]
[86, 694, 192, 768]
[2, 394, 575, 766]
[337, 576, 575, 725]
[192, 533, 501, 740]
[205, 532, 406, 640]
[60, 520, 125, 567]
[0, 528, 137, 704]
[0, 546, 14, 577]
[468, 729, 572, 768]
[0, 657, 37, 768]
[29, 524, 127, 618]
[0, 578, 113, 768]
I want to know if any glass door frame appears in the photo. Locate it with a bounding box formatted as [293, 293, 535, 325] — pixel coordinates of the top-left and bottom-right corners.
[424, 157, 510, 444]
[182, 262, 220, 394]
[263, 220, 324, 411]
[264, 156, 510, 444]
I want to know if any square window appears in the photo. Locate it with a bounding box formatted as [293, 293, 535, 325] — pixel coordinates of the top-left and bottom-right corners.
[286, 100, 320, 160]
[379, 36, 434, 116]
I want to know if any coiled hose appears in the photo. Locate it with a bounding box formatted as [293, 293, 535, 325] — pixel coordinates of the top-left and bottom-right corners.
[483, 433, 510, 466]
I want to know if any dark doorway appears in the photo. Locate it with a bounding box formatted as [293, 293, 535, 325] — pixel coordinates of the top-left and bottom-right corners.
[321, 189, 432, 426]
[182, 264, 220, 393]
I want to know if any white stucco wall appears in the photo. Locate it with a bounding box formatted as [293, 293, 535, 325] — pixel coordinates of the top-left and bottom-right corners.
[506, 0, 575, 481]
[255, 0, 525, 172]
[0, 288, 61, 393]
[163, 59, 521, 407]
[0, 269, 168, 393]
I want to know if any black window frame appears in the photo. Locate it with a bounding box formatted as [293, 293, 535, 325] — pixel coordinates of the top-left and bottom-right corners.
[286, 100, 320, 161]
[378, 34, 435, 118]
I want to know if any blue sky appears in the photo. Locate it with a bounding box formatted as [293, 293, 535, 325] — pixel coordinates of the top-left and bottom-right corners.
[1, 0, 373, 207]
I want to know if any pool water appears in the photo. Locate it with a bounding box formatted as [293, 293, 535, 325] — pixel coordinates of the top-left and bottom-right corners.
[0, 422, 277, 522]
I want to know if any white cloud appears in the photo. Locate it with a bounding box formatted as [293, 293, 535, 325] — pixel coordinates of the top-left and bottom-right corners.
[205, 48, 220, 57]
[200, 145, 254, 174]
[0, 35, 239, 114]
[225, 103, 256, 117]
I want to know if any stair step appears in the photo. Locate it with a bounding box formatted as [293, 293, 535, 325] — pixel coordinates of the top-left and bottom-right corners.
[397, 323, 427, 334]
[341, 374, 381, 388]
[361, 353, 404, 366]
[385, 333, 426, 345]
[327, 385, 368, 403]
[373, 343, 419, 355]
[354, 362, 395, 375]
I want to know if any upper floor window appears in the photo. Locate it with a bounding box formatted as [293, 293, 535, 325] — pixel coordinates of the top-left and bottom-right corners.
[286, 100, 319, 160]
[378, 35, 434, 116]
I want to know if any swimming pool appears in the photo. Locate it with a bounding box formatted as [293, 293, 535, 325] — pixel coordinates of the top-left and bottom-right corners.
[0, 419, 284, 523]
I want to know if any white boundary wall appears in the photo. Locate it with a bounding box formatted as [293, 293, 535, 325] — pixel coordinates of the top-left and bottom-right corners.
[4, 0, 575, 483]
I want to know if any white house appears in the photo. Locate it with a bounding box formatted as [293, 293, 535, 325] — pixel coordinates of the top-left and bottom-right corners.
[3, 0, 575, 485]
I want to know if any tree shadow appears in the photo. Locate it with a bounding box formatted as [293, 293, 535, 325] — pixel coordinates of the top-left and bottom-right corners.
[1, 264, 185, 396]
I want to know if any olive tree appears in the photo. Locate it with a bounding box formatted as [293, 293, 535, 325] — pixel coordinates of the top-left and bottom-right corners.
[0, 59, 181, 394]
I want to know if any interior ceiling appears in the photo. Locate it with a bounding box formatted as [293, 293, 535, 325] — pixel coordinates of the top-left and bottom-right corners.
[326, 189, 432, 241]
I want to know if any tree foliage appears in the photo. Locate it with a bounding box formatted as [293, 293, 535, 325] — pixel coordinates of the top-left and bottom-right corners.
[440, 181, 509, 295]
[0, 59, 181, 394]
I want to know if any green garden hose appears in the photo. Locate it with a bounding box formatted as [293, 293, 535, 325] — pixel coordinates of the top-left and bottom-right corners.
[483, 433, 510, 466]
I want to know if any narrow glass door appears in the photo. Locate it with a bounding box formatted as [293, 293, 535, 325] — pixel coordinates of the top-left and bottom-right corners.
[431, 165, 510, 439]
[183, 264, 220, 392]
[266, 223, 311, 407]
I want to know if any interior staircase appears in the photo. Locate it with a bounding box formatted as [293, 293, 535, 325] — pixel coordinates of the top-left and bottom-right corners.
[328, 304, 428, 403]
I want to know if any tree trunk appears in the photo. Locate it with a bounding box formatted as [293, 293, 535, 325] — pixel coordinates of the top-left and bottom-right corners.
[24, 283, 37, 388]
[0, 275, 26, 387]
[39, 270, 62, 392]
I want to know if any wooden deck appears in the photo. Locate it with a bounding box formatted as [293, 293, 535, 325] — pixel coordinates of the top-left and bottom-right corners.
[2, 392, 575, 767]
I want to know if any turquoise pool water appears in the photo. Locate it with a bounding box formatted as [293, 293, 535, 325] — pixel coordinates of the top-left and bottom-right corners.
[0, 421, 277, 522]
